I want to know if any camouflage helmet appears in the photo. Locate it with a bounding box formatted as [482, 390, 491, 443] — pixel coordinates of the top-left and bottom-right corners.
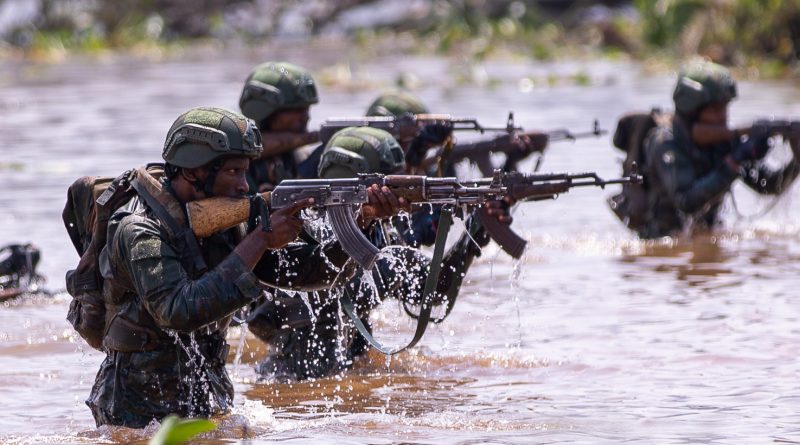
[673, 59, 737, 116]
[318, 127, 406, 179]
[163, 107, 262, 169]
[239, 62, 319, 123]
[366, 91, 429, 117]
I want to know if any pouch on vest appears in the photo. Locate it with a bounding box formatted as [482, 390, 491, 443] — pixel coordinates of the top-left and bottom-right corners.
[608, 109, 671, 231]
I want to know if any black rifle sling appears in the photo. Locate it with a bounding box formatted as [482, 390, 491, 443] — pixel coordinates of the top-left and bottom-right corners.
[130, 175, 208, 275]
[338, 206, 454, 355]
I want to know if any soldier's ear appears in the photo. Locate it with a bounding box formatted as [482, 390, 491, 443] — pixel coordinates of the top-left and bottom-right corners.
[180, 166, 207, 182]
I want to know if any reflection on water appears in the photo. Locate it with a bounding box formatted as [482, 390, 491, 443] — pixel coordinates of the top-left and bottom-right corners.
[2, 48, 800, 444]
[247, 373, 476, 416]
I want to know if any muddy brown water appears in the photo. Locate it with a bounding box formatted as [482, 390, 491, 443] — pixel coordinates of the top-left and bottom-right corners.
[1, 46, 800, 444]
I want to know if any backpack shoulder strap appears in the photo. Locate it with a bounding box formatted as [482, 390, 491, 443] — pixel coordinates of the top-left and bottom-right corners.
[129, 166, 207, 274]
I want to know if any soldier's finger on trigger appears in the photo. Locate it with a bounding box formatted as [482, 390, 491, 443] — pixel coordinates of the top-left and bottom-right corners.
[287, 197, 315, 215]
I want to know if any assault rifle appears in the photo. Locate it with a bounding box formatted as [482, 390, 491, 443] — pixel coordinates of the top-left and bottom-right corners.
[318, 113, 517, 146]
[692, 119, 800, 147]
[754, 119, 800, 139]
[536, 119, 608, 143]
[187, 170, 642, 269]
[319, 112, 606, 146]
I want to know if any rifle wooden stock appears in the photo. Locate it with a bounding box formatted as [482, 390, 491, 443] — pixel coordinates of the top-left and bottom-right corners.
[692, 122, 741, 146]
[186, 192, 270, 238]
[693, 120, 800, 148]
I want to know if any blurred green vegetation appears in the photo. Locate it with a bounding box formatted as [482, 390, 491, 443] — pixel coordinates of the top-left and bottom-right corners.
[2, 0, 799, 77]
[148, 415, 216, 445]
[635, 0, 800, 76]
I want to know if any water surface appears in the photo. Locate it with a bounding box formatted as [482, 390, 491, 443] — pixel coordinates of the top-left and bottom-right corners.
[1, 47, 800, 444]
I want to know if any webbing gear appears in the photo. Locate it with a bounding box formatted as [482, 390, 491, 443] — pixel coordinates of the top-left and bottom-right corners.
[130, 168, 208, 274]
[338, 205, 454, 355]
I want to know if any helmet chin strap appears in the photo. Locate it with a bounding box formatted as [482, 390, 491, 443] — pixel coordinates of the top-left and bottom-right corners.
[202, 161, 223, 197]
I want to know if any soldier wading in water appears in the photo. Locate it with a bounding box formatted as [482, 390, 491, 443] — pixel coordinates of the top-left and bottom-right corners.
[84, 107, 401, 427]
[611, 59, 800, 238]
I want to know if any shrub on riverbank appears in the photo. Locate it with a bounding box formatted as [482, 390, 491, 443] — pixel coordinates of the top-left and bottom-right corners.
[1, 0, 799, 78]
[636, 0, 800, 77]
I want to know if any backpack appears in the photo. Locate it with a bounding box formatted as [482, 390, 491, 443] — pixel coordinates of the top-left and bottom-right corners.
[62, 167, 142, 349]
[62, 164, 206, 350]
[607, 108, 672, 232]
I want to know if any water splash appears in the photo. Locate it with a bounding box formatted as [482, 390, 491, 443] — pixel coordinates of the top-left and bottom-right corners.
[164, 330, 214, 417]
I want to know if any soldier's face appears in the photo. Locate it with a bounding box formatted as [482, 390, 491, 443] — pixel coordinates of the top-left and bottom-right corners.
[267, 106, 310, 133]
[697, 102, 728, 126]
[209, 157, 251, 198]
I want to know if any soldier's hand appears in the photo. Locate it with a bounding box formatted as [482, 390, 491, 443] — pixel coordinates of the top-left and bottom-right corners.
[358, 185, 410, 227]
[418, 122, 453, 145]
[748, 122, 772, 160]
[257, 198, 314, 249]
[518, 132, 549, 154]
[482, 196, 514, 225]
[492, 132, 547, 161]
[407, 123, 454, 166]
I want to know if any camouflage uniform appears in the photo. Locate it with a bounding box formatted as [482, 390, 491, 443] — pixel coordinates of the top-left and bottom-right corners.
[250, 127, 493, 381]
[87, 107, 347, 427]
[641, 116, 799, 238]
[640, 60, 799, 238]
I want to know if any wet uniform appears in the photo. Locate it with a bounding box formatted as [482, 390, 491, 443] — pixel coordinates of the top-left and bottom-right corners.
[252, 213, 492, 380]
[641, 116, 799, 238]
[88, 185, 347, 427]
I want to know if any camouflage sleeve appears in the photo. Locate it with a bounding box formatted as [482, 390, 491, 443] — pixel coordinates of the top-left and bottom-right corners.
[739, 158, 800, 195]
[648, 139, 738, 214]
[116, 216, 262, 332]
[253, 239, 349, 292]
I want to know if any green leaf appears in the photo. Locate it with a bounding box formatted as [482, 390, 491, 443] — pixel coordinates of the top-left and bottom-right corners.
[148, 415, 217, 445]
